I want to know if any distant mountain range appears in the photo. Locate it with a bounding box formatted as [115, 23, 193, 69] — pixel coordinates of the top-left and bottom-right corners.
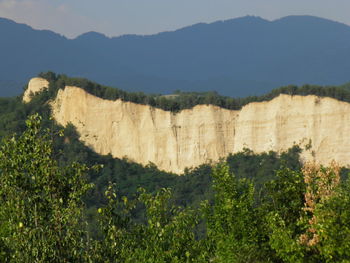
[1, 15, 350, 97]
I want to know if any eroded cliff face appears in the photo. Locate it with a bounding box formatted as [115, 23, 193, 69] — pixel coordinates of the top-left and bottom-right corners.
[51, 86, 238, 173]
[26, 78, 350, 173]
[23, 77, 49, 103]
[233, 96, 350, 166]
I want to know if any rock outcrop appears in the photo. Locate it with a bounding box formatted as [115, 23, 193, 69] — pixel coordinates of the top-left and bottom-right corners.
[51, 86, 238, 173]
[23, 77, 49, 103]
[26, 78, 350, 173]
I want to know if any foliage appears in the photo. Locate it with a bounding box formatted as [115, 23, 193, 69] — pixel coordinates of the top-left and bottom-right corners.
[267, 161, 350, 263]
[202, 163, 264, 262]
[315, 173, 350, 261]
[0, 114, 94, 262]
[94, 185, 203, 263]
[226, 146, 301, 190]
[0, 87, 304, 237]
[38, 72, 350, 112]
[265, 167, 307, 263]
[1, 115, 350, 262]
[3, 73, 350, 261]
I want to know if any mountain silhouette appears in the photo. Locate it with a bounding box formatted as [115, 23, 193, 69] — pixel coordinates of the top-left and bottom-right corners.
[1, 15, 350, 97]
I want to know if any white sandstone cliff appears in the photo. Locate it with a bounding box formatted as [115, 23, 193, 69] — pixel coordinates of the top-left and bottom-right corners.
[25, 77, 350, 173]
[51, 86, 238, 173]
[23, 77, 49, 103]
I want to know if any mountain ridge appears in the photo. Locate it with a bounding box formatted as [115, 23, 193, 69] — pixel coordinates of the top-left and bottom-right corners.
[1, 15, 350, 97]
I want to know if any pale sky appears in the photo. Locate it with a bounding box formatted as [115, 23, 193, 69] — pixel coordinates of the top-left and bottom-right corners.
[0, 0, 349, 38]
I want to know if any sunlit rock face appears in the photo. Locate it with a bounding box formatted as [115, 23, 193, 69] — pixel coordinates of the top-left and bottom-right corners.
[43, 80, 350, 173]
[23, 77, 49, 103]
[51, 86, 238, 173]
[233, 95, 350, 167]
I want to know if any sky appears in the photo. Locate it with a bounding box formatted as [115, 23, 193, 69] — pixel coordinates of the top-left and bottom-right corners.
[0, 0, 349, 38]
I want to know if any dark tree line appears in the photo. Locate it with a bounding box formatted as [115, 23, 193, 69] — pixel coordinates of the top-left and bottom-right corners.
[38, 71, 350, 112]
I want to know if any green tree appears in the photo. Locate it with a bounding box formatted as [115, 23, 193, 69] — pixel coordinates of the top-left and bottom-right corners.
[95, 185, 203, 263]
[267, 162, 350, 263]
[202, 163, 263, 262]
[265, 167, 306, 263]
[0, 114, 94, 262]
[315, 172, 350, 261]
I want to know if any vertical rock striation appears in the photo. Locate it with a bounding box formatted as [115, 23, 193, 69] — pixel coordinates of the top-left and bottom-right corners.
[51, 86, 238, 173]
[26, 78, 350, 173]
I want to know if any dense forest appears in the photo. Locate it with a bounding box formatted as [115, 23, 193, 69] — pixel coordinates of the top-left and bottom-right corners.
[1, 114, 350, 262]
[1, 73, 350, 261]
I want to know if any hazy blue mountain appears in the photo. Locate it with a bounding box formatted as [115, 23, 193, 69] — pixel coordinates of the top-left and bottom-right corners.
[1, 15, 350, 97]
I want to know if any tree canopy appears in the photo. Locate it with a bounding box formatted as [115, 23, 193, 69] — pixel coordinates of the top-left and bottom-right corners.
[38, 71, 350, 112]
[1, 114, 350, 262]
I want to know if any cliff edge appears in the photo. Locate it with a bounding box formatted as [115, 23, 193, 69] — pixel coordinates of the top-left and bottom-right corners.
[23, 77, 49, 103]
[26, 78, 350, 173]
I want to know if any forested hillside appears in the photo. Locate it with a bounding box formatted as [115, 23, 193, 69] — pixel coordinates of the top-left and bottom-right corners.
[0, 72, 308, 209]
[1, 114, 350, 262]
[1, 74, 350, 261]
